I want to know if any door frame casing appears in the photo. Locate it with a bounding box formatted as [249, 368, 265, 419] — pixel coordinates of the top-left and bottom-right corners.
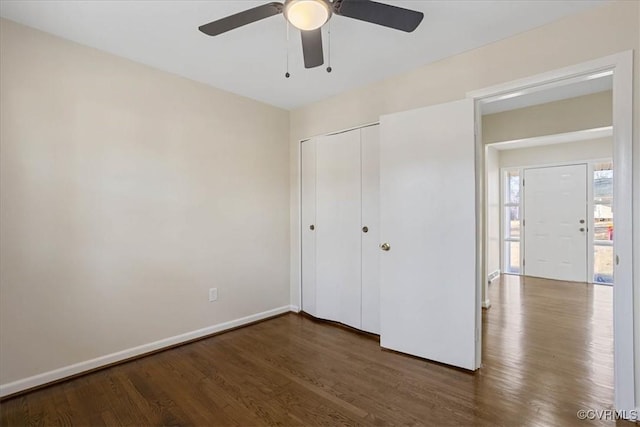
[467, 51, 635, 412]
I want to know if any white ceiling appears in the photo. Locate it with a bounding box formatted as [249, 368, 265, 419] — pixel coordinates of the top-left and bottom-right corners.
[0, 0, 606, 110]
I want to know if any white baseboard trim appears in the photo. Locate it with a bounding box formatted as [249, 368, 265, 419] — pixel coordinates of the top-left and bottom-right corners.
[482, 299, 492, 309]
[0, 305, 294, 398]
[289, 305, 300, 313]
[487, 269, 501, 284]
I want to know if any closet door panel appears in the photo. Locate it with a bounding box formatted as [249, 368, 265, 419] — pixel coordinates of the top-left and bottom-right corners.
[379, 99, 477, 370]
[361, 125, 381, 334]
[301, 139, 317, 316]
[316, 131, 362, 329]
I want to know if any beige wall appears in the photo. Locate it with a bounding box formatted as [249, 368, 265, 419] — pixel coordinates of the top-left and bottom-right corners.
[289, 0, 639, 406]
[0, 20, 290, 385]
[483, 91, 612, 144]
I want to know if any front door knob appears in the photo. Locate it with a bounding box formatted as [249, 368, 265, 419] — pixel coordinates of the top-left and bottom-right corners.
[362, 226, 369, 233]
[309, 224, 315, 231]
[579, 219, 585, 224]
[380, 243, 391, 251]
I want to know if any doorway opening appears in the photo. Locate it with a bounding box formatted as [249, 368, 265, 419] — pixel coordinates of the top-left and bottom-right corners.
[469, 52, 634, 413]
[481, 74, 617, 414]
[482, 72, 613, 287]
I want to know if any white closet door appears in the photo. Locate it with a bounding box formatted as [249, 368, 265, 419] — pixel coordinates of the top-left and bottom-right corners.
[316, 130, 362, 329]
[379, 99, 477, 370]
[360, 125, 381, 334]
[301, 139, 317, 316]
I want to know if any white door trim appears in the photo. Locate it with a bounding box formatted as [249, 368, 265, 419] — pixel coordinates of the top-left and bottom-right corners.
[490, 126, 612, 151]
[468, 51, 635, 412]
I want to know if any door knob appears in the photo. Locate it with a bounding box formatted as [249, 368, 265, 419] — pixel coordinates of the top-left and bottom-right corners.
[579, 228, 585, 232]
[309, 225, 315, 231]
[579, 219, 585, 224]
[380, 243, 391, 251]
[362, 226, 369, 233]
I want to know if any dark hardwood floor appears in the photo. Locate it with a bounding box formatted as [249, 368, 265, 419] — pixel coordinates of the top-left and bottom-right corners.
[1, 275, 632, 426]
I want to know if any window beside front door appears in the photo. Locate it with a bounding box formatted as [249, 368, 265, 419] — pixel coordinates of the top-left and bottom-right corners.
[593, 162, 613, 284]
[502, 169, 521, 274]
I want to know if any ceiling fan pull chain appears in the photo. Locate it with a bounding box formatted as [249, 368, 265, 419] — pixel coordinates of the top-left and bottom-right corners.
[326, 20, 332, 73]
[285, 21, 291, 78]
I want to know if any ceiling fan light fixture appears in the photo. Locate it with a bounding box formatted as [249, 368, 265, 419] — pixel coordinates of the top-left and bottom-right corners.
[284, 0, 331, 31]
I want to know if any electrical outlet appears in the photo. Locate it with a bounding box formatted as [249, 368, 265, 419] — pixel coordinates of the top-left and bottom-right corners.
[209, 288, 218, 302]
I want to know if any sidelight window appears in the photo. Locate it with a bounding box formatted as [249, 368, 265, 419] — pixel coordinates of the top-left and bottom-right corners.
[503, 169, 521, 274]
[593, 162, 613, 284]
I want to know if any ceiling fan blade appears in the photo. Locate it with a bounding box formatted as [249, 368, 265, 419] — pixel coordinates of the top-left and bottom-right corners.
[333, 0, 424, 33]
[301, 29, 324, 69]
[199, 2, 283, 36]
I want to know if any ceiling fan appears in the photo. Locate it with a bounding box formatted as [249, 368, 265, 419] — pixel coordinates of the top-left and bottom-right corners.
[198, 0, 424, 70]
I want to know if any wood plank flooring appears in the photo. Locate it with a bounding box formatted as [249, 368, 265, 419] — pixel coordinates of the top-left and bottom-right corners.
[1, 275, 632, 426]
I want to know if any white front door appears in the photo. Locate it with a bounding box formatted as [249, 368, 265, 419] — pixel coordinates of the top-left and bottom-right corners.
[379, 99, 478, 371]
[523, 164, 588, 282]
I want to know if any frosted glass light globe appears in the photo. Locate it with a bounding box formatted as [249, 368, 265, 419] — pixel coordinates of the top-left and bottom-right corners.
[285, 0, 331, 31]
